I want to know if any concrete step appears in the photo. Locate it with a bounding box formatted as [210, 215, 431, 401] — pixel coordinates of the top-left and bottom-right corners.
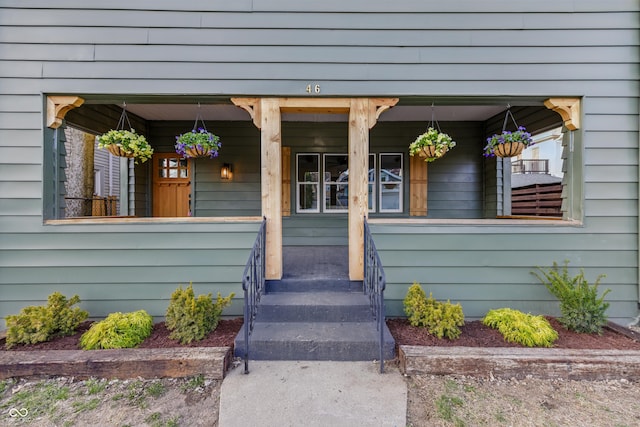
[234, 321, 395, 361]
[256, 292, 373, 322]
[266, 278, 363, 293]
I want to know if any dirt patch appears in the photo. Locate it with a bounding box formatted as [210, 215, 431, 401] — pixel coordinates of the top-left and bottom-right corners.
[404, 374, 640, 427]
[389, 318, 640, 427]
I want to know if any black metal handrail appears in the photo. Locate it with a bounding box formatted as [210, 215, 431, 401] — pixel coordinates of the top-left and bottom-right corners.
[241, 217, 266, 374]
[363, 218, 387, 373]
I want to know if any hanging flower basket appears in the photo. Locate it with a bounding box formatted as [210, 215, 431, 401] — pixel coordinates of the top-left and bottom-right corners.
[106, 143, 136, 158]
[409, 105, 456, 163]
[484, 108, 533, 158]
[97, 105, 154, 164]
[98, 129, 153, 164]
[175, 106, 221, 159]
[417, 145, 448, 160]
[492, 141, 525, 158]
[409, 127, 456, 163]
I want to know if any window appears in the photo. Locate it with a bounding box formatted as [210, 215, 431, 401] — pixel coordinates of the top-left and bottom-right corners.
[324, 154, 349, 212]
[297, 153, 389, 213]
[379, 153, 403, 213]
[297, 154, 320, 213]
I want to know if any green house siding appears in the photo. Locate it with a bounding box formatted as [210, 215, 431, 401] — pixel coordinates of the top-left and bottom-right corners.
[0, 1, 638, 326]
[0, 222, 262, 322]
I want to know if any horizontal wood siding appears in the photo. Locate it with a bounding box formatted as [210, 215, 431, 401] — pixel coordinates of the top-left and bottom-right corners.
[0, 1, 638, 325]
[0, 222, 262, 323]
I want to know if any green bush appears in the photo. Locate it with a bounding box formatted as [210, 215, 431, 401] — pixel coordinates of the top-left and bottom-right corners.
[533, 261, 610, 334]
[403, 282, 465, 339]
[165, 283, 234, 344]
[80, 310, 153, 350]
[5, 292, 88, 349]
[483, 308, 558, 347]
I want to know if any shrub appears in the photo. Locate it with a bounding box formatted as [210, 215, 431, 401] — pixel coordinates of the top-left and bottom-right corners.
[5, 292, 88, 349]
[403, 282, 465, 339]
[533, 261, 610, 334]
[483, 308, 558, 347]
[165, 283, 234, 344]
[80, 310, 153, 350]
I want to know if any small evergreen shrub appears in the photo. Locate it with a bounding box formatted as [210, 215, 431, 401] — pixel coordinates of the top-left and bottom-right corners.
[80, 310, 153, 350]
[165, 283, 234, 344]
[483, 308, 558, 347]
[533, 261, 610, 334]
[403, 282, 465, 339]
[5, 292, 88, 349]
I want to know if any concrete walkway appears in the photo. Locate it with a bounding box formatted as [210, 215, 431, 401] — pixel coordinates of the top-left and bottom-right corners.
[218, 361, 407, 427]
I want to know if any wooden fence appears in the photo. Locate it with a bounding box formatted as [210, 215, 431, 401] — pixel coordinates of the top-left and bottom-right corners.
[511, 183, 562, 217]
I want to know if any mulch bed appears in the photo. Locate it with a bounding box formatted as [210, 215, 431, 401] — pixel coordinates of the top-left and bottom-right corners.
[2, 316, 639, 352]
[386, 317, 640, 350]
[0, 318, 244, 352]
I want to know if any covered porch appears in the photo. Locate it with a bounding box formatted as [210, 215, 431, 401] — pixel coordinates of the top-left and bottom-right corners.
[47, 94, 579, 296]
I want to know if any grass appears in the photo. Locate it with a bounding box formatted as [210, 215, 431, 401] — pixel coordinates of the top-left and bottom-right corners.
[145, 412, 180, 427]
[0, 381, 70, 422]
[85, 378, 107, 395]
[436, 394, 464, 422]
[146, 381, 166, 398]
[180, 374, 205, 392]
[72, 397, 101, 413]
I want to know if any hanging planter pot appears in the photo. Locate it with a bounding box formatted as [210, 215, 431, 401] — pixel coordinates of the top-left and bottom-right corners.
[175, 104, 222, 159]
[417, 145, 449, 160]
[106, 144, 136, 158]
[97, 104, 154, 164]
[409, 105, 456, 163]
[484, 107, 533, 158]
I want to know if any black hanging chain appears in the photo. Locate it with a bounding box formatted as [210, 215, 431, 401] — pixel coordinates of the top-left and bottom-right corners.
[192, 103, 208, 132]
[116, 102, 133, 131]
[502, 104, 520, 132]
[427, 102, 442, 132]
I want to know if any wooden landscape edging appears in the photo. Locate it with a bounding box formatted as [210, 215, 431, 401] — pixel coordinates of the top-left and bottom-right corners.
[399, 346, 640, 381]
[0, 347, 232, 380]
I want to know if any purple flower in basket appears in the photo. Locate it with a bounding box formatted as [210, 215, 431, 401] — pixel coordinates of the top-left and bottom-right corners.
[175, 128, 221, 158]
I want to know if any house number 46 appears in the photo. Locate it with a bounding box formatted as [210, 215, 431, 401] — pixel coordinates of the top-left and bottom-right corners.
[306, 84, 321, 94]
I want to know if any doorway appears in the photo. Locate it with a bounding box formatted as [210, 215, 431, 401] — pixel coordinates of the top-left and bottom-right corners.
[152, 153, 191, 217]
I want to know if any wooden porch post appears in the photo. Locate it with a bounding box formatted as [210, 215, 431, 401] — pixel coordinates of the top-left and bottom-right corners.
[233, 97, 397, 281]
[348, 99, 370, 280]
[261, 99, 283, 279]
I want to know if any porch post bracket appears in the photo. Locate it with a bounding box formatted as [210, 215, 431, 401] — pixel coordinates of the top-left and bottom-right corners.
[369, 98, 399, 129]
[544, 97, 580, 131]
[46, 96, 84, 129]
[231, 97, 261, 128]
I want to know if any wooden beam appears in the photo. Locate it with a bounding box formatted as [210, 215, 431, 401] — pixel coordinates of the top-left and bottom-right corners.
[348, 99, 370, 280]
[544, 97, 581, 131]
[231, 97, 261, 128]
[46, 96, 84, 129]
[261, 98, 282, 279]
[410, 155, 428, 216]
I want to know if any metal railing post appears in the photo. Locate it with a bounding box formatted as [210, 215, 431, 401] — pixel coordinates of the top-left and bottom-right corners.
[363, 218, 387, 374]
[241, 217, 267, 374]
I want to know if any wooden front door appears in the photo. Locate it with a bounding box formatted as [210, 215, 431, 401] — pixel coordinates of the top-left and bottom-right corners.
[152, 154, 191, 217]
